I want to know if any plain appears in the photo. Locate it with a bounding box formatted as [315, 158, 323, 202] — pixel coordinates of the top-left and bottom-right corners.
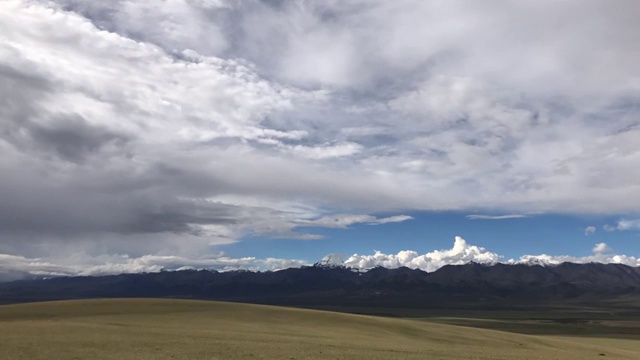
[0, 299, 638, 360]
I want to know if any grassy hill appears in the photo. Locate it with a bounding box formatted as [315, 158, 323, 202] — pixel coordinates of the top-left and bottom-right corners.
[0, 299, 638, 359]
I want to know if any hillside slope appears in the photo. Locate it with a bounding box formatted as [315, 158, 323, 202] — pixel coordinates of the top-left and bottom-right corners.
[0, 299, 638, 359]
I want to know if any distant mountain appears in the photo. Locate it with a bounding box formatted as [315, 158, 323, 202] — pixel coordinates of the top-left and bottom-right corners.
[1, 262, 639, 308]
[314, 253, 346, 268]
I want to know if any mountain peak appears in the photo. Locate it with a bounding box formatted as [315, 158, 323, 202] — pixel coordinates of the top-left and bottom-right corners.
[315, 253, 345, 268]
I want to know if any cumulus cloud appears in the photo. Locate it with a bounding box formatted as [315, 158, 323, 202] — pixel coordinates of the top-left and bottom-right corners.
[592, 243, 612, 254]
[584, 226, 597, 236]
[344, 236, 500, 272]
[466, 214, 527, 220]
[343, 238, 640, 272]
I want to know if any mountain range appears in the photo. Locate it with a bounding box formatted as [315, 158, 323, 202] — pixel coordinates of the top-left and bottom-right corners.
[1, 262, 639, 308]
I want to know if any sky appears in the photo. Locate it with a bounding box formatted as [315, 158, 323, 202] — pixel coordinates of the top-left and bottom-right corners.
[1, 0, 639, 281]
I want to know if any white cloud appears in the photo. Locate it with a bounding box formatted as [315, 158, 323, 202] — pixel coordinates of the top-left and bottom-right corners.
[52, 0, 231, 56]
[280, 142, 363, 160]
[592, 242, 612, 254]
[616, 219, 640, 231]
[599, 220, 640, 233]
[0, 252, 308, 282]
[513, 252, 640, 268]
[344, 237, 640, 272]
[466, 214, 528, 220]
[369, 215, 414, 225]
[344, 236, 500, 272]
[584, 226, 597, 236]
[296, 214, 413, 229]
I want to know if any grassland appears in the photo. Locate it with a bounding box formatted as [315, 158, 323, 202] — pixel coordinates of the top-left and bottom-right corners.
[302, 303, 640, 340]
[0, 299, 638, 360]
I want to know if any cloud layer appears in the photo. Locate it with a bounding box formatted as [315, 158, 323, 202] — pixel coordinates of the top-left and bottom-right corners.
[345, 236, 640, 271]
[0, 252, 307, 282]
[1, 1, 639, 264]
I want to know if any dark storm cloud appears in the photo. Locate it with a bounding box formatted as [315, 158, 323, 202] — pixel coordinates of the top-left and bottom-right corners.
[0, 101, 249, 249]
[0, 5, 272, 251]
[27, 115, 130, 163]
[0, 62, 130, 163]
[0, 154, 289, 240]
[0, 63, 53, 98]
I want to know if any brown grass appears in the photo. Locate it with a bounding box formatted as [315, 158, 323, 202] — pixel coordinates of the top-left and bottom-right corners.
[0, 299, 638, 359]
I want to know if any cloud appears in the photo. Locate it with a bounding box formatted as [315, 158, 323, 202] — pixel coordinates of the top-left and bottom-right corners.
[279, 142, 363, 160]
[592, 243, 612, 254]
[584, 226, 597, 236]
[514, 251, 640, 268]
[369, 215, 414, 225]
[344, 236, 501, 272]
[0, 0, 408, 255]
[466, 214, 528, 220]
[52, 0, 231, 56]
[2, 237, 638, 281]
[0, 252, 308, 282]
[616, 219, 640, 231]
[1, 0, 640, 265]
[296, 214, 413, 229]
[513, 240, 637, 267]
[9, 236, 502, 280]
[344, 237, 640, 272]
[600, 219, 640, 233]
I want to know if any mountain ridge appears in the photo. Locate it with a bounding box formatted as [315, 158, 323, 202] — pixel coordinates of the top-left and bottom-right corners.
[1, 262, 639, 308]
